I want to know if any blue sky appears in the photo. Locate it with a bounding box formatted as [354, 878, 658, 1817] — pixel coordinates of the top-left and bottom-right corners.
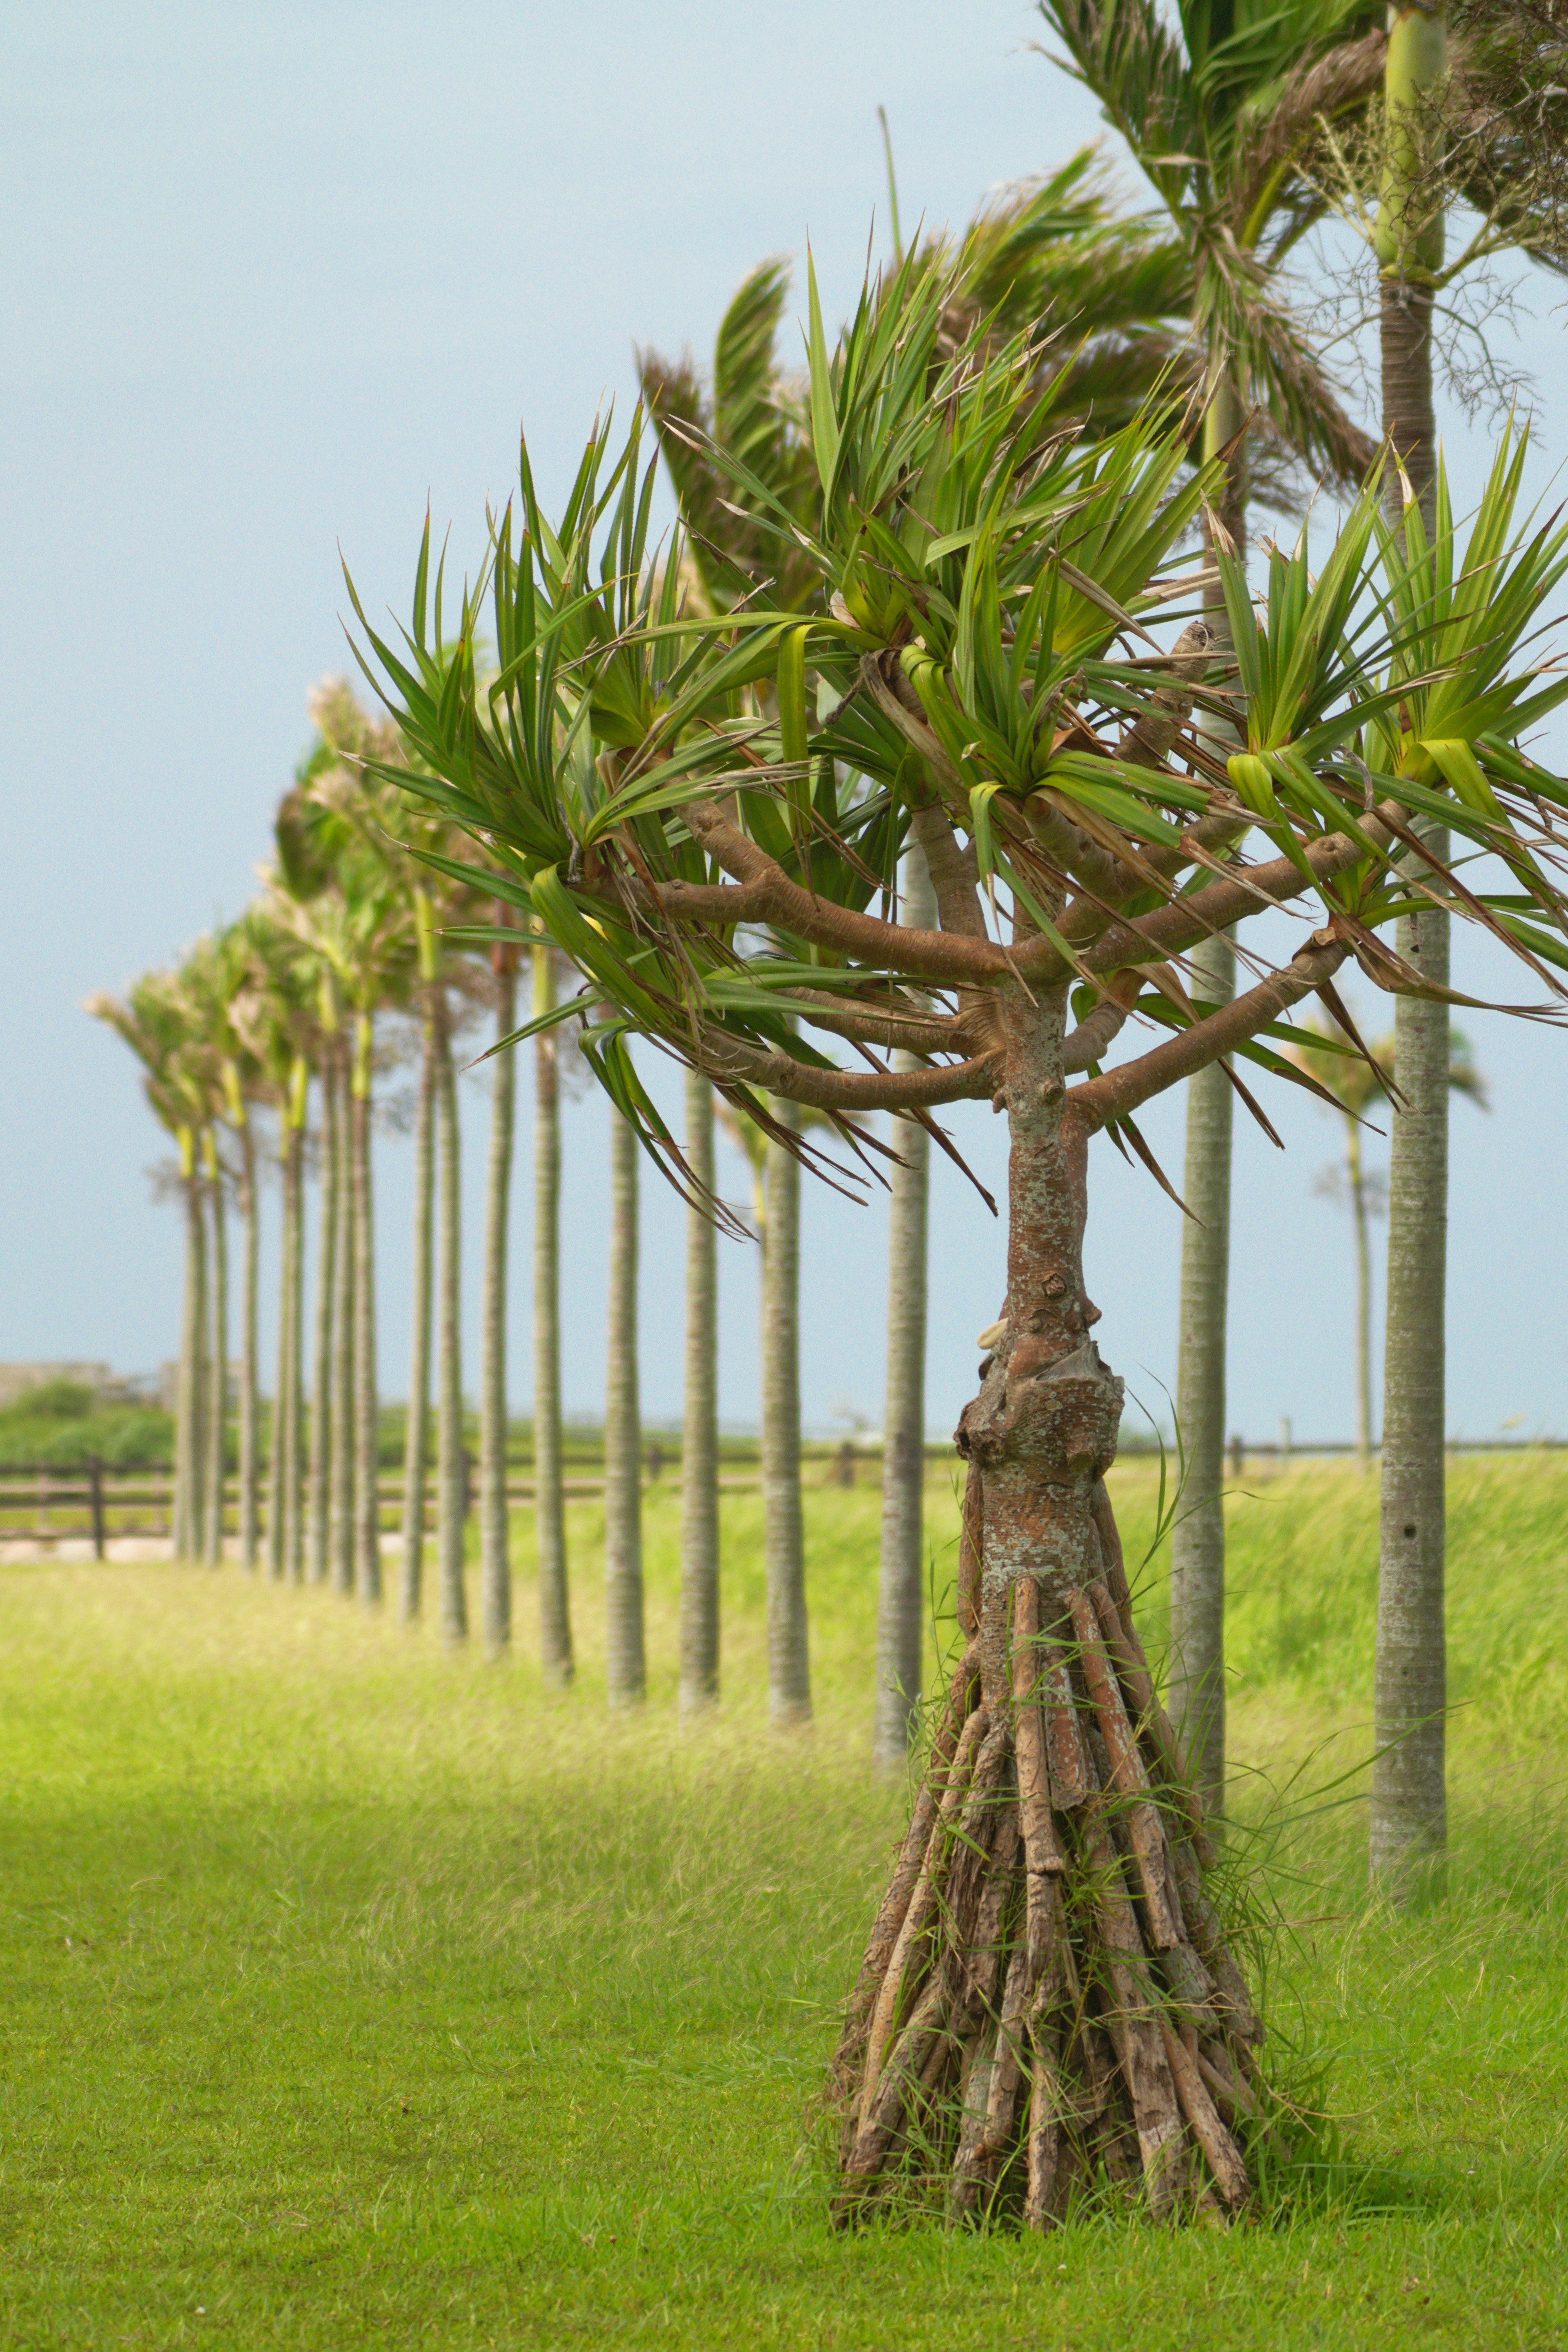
[4, 1, 1566, 1442]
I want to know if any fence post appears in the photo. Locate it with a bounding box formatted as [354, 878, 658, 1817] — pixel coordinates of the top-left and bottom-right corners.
[88, 1454, 106, 1561]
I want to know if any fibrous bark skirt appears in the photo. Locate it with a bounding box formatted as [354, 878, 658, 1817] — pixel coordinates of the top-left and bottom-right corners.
[826, 1455, 1262, 2227]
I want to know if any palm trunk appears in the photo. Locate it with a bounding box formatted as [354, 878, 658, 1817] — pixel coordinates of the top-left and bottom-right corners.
[763, 1102, 809, 1725]
[282, 1118, 306, 1586]
[330, 1041, 356, 1594]
[1167, 369, 1247, 1819]
[831, 977, 1262, 2223]
[400, 1000, 437, 1620]
[175, 1138, 206, 1561]
[238, 1121, 260, 1570]
[1373, 2, 1448, 1900]
[307, 1052, 338, 1583]
[873, 842, 937, 1767]
[533, 947, 572, 1684]
[203, 1139, 228, 1566]
[1168, 929, 1234, 1816]
[1373, 868, 1450, 1894]
[1349, 1125, 1374, 1470]
[267, 1124, 290, 1582]
[352, 1017, 381, 1604]
[436, 996, 467, 1642]
[604, 1108, 644, 1704]
[679, 1067, 719, 1713]
[480, 931, 518, 1654]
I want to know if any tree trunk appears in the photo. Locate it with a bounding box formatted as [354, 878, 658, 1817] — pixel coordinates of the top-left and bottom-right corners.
[533, 947, 572, 1685]
[267, 1129, 290, 1583]
[873, 841, 937, 1768]
[330, 1050, 356, 1595]
[763, 1102, 809, 1725]
[203, 1141, 228, 1566]
[1167, 361, 1247, 1818]
[176, 1149, 206, 1561]
[400, 1000, 437, 1620]
[1374, 2, 1448, 1902]
[1349, 1125, 1373, 1471]
[1373, 876, 1450, 1895]
[679, 1067, 719, 1713]
[352, 1022, 381, 1605]
[480, 933, 517, 1654]
[604, 1107, 644, 1704]
[1168, 931, 1234, 1817]
[282, 1120, 306, 1586]
[307, 1052, 338, 1583]
[436, 996, 467, 1643]
[829, 979, 1262, 2225]
[238, 1122, 260, 1571]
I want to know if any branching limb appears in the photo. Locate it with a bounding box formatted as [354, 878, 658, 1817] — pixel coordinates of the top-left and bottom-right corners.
[1062, 970, 1144, 1073]
[680, 801, 1006, 984]
[690, 1022, 1000, 1111]
[1071, 931, 1351, 1133]
[781, 989, 969, 1057]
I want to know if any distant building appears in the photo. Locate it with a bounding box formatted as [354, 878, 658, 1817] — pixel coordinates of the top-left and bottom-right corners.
[0, 1362, 112, 1409]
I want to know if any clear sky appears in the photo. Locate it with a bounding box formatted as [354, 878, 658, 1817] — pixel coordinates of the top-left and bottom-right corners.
[4, 1, 1566, 1444]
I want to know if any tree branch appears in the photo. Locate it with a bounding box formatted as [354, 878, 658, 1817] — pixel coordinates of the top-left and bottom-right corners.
[690, 1026, 999, 1111]
[1070, 931, 1351, 1134]
[781, 989, 968, 1058]
[678, 801, 1007, 983]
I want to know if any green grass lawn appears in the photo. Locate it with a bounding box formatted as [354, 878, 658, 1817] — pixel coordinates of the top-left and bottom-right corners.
[2, 1456, 1565, 2348]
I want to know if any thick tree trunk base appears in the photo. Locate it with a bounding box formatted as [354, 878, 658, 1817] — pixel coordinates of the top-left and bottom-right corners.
[826, 1467, 1262, 2230]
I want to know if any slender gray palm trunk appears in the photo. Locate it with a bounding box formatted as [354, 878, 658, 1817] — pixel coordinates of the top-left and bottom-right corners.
[267, 1125, 290, 1581]
[307, 1054, 338, 1582]
[1373, 865, 1450, 1893]
[238, 1123, 260, 1570]
[176, 1156, 207, 1561]
[533, 947, 572, 1684]
[1348, 1124, 1374, 1470]
[204, 1146, 228, 1566]
[352, 1029, 381, 1604]
[1373, 7, 1448, 1895]
[1168, 929, 1235, 1815]
[873, 842, 936, 1766]
[480, 935, 517, 1654]
[282, 1121, 306, 1585]
[436, 1000, 467, 1642]
[763, 1104, 809, 1725]
[604, 1108, 644, 1704]
[400, 1002, 437, 1620]
[330, 1056, 356, 1594]
[679, 1068, 719, 1713]
[1169, 385, 1246, 1814]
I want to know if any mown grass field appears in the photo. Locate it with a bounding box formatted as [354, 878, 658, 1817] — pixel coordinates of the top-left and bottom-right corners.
[2, 1455, 1565, 2349]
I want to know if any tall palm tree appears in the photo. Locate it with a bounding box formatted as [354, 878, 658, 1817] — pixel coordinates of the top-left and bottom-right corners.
[873, 841, 938, 1768]
[365, 266, 1568, 2219]
[604, 1106, 644, 1705]
[1038, 0, 1387, 1808]
[531, 940, 572, 1684]
[480, 907, 519, 1655]
[86, 974, 214, 1557]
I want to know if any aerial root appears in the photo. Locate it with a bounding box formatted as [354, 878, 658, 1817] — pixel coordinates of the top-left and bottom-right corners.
[829, 1556, 1262, 2229]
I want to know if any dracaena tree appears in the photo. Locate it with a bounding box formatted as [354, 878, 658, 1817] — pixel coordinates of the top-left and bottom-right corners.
[353, 256, 1568, 2223]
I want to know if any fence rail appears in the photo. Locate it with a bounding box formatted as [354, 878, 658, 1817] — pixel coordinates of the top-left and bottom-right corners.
[4, 1432, 1565, 1558]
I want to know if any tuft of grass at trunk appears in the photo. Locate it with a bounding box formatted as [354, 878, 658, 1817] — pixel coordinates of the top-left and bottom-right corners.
[2, 1455, 1565, 2348]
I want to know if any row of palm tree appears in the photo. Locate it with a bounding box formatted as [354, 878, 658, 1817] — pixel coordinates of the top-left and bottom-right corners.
[95, 3, 1567, 1878]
